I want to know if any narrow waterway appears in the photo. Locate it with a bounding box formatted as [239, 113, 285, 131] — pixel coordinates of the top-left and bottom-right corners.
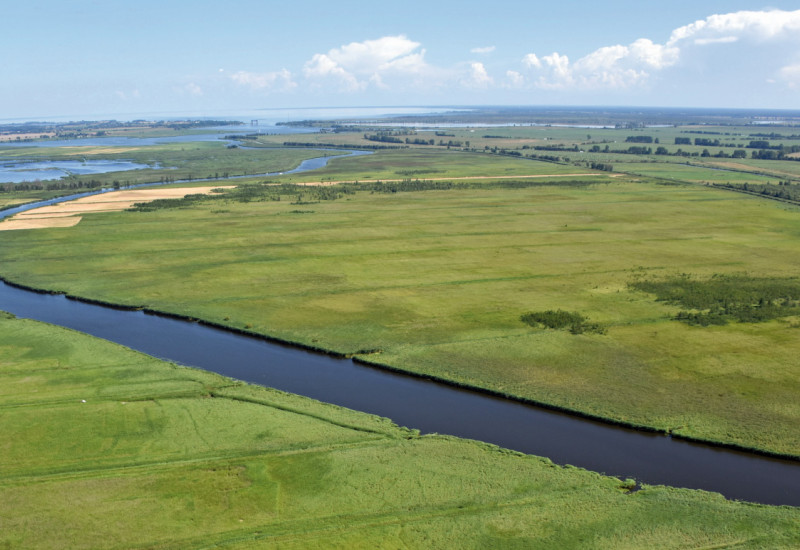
[0, 280, 798, 506]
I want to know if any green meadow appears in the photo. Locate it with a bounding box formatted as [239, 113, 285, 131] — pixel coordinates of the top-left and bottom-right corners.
[2, 145, 799, 457]
[2, 312, 799, 549]
[272, 147, 595, 183]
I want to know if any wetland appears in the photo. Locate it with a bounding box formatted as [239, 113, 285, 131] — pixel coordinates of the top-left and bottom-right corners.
[2, 107, 800, 548]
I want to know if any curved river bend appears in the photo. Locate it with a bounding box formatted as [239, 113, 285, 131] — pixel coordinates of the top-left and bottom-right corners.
[1, 149, 798, 507]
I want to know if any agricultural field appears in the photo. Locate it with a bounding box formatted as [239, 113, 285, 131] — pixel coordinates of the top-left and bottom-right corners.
[2, 140, 800, 457]
[2, 312, 799, 549]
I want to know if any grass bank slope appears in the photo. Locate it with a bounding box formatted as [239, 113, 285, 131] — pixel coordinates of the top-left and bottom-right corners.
[1, 312, 799, 549]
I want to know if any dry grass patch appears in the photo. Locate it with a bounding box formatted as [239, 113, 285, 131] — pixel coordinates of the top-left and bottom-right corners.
[0, 186, 233, 231]
[0, 217, 83, 230]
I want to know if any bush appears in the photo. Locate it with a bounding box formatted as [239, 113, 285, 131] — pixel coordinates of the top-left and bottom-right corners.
[630, 274, 800, 326]
[520, 310, 604, 334]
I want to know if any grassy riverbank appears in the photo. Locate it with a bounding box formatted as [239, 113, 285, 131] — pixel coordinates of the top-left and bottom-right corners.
[1, 312, 799, 549]
[1, 148, 799, 457]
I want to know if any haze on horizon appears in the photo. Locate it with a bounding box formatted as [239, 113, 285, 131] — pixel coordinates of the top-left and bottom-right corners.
[4, 1, 800, 121]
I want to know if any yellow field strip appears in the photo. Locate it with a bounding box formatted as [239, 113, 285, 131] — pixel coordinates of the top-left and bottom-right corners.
[0, 186, 234, 231]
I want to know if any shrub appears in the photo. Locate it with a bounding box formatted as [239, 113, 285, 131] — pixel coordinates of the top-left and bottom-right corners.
[520, 310, 604, 334]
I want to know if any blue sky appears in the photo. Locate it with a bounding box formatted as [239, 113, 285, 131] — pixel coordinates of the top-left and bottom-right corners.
[3, 1, 800, 120]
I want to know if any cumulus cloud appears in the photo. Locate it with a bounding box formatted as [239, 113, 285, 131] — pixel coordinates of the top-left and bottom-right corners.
[303, 35, 432, 91]
[522, 9, 800, 90]
[505, 70, 524, 88]
[523, 53, 541, 69]
[462, 62, 493, 88]
[471, 46, 496, 54]
[667, 9, 800, 45]
[543, 52, 571, 80]
[231, 69, 296, 92]
[524, 39, 678, 90]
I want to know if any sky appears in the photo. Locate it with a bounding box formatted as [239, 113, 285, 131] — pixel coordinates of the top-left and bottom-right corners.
[3, 1, 800, 120]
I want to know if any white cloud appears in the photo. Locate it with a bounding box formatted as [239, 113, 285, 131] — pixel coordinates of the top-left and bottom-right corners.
[523, 53, 541, 69]
[521, 9, 800, 91]
[304, 53, 362, 90]
[667, 9, 800, 46]
[471, 46, 495, 54]
[532, 52, 573, 89]
[231, 69, 296, 92]
[462, 62, 493, 88]
[693, 36, 739, 46]
[505, 70, 524, 88]
[626, 38, 679, 70]
[303, 35, 432, 92]
[529, 41, 678, 90]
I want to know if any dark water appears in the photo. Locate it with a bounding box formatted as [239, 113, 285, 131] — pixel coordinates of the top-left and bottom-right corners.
[0, 128, 314, 150]
[0, 159, 152, 184]
[0, 280, 798, 506]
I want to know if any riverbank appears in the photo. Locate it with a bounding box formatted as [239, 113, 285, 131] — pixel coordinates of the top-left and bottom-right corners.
[4, 271, 800, 508]
[2, 312, 799, 549]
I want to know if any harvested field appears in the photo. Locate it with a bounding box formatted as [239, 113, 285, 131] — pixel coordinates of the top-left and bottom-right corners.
[0, 132, 56, 141]
[0, 186, 233, 231]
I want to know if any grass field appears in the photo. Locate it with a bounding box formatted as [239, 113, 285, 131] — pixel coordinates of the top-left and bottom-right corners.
[271, 147, 598, 184]
[2, 312, 799, 549]
[1, 146, 799, 457]
[615, 162, 780, 185]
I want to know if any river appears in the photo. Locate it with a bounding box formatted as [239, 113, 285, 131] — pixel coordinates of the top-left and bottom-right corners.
[0, 280, 798, 506]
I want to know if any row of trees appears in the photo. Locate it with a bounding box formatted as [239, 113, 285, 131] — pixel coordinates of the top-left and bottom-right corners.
[625, 135, 657, 143]
[715, 181, 800, 202]
[1, 179, 107, 192]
